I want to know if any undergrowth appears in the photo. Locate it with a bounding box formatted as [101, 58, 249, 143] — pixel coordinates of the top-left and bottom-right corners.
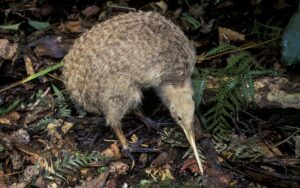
[193, 44, 278, 142]
[39, 151, 107, 183]
[28, 85, 71, 134]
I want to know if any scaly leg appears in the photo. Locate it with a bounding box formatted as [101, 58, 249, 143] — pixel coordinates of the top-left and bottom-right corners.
[113, 127, 129, 148]
[112, 127, 136, 168]
[107, 86, 159, 168]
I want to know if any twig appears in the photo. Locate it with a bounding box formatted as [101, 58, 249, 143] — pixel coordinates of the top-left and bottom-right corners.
[198, 36, 281, 63]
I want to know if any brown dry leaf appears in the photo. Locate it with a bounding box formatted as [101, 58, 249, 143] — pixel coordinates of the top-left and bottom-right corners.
[11, 129, 30, 144]
[47, 122, 64, 147]
[202, 167, 232, 188]
[101, 142, 121, 159]
[180, 158, 201, 174]
[82, 5, 100, 17]
[22, 165, 39, 183]
[109, 161, 129, 175]
[25, 153, 40, 164]
[130, 133, 138, 144]
[145, 164, 174, 181]
[106, 177, 117, 188]
[218, 27, 245, 44]
[189, 4, 205, 18]
[57, 21, 83, 33]
[38, 4, 54, 16]
[155, 1, 168, 13]
[24, 55, 35, 75]
[0, 170, 5, 187]
[138, 153, 148, 164]
[151, 152, 168, 167]
[30, 35, 71, 58]
[0, 39, 19, 61]
[0, 111, 20, 125]
[65, 21, 83, 32]
[61, 121, 74, 134]
[10, 151, 22, 170]
[259, 142, 283, 158]
[76, 170, 109, 188]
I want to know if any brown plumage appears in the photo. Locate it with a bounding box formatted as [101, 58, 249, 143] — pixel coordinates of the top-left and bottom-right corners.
[63, 11, 203, 174]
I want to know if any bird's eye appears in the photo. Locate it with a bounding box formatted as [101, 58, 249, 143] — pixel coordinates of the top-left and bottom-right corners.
[177, 116, 182, 121]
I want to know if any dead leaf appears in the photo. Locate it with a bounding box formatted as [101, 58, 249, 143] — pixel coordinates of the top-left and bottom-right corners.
[200, 19, 215, 34]
[38, 4, 54, 16]
[29, 35, 71, 58]
[0, 39, 18, 61]
[145, 164, 174, 181]
[155, 1, 168, 13]
[82, 5, 100, 17]
[11, 129, 30, 144]
[130, 133, 138, 143]
[10, 151, 22, 170]
[259, 142, 283, 158]
[189, 4, 205, 18]
[0, 111, 20, 125]
[109, 161, 129, 175]
[138, 153, 148, 164]
[180, 158, 201, 174]
[22, 165, 39, 183]
[76, 170, 109, 188]
[101, 142, 121, 159]
[62, 121, 74, 134]
[24, 55, 35, 75]
[218, 27, 245, 44]
[65, 21, 83, 33]
[106, 177, 117, 188]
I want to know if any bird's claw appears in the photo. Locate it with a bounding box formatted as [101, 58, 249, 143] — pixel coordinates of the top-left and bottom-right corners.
[122, 147, 135, 169]
[121, 145, 160, 169]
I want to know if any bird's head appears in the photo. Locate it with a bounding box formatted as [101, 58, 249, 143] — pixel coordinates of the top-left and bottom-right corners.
[159, 80, 203, 175]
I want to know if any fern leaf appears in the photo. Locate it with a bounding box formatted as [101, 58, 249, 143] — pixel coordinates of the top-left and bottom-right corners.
[205, 44, 237, 57]
[192, 78, 206, 113]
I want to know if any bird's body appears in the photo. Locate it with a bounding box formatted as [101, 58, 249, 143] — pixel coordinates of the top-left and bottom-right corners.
[63, 11, 203, 174]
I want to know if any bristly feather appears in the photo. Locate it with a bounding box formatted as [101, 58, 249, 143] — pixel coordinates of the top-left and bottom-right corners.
[63, 11, 196, 127]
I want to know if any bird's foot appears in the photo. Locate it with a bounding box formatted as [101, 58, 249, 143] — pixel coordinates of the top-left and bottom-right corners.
[121, 145, 160, 169]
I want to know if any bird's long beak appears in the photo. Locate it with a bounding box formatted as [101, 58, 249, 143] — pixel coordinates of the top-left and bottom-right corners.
[182, 129, 204, 175]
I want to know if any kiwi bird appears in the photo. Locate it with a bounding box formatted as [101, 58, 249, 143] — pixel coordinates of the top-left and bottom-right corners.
[63, 11, 203, 175]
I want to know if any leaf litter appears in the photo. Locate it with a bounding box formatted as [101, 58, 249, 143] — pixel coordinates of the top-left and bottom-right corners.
[0, 0, 299, 187]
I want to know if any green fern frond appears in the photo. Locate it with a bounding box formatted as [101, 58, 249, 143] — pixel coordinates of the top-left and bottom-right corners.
[43, 151, 107, 182]
[205, 44, 237, 57]
[195, 43, 278, 141]
[252, 20, 283, 39]
[225, 53, 250, 70]
[192, 79, 206, 114]
[28, 117, 54, 134]
[52, 85, 65, 102]
[52, 85, 71, 117]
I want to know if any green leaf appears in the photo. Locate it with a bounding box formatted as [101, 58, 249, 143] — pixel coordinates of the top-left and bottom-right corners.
[205, 44, 237, 57]
[0, 23, 21, 30]
[192, 79, 205, 113]
[0, 99, 21, 116]
[28, 20, 50, 30]
[180, 13, 201, 30]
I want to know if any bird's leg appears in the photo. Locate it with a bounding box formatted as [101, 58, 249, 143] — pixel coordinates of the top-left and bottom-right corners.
[113, 127, 129, 148]
[112, 127, 135, 168]
[112, 126, 160, 168]
[107, 89, 159, 168]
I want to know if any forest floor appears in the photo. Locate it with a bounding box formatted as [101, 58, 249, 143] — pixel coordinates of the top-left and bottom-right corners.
[0, 0, 300, 187]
